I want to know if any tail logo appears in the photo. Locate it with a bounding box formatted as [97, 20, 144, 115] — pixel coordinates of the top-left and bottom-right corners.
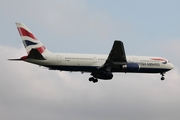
[17, 27, 37, 40]
[23, 40, 38, 48]
[16, 22, 49, 54]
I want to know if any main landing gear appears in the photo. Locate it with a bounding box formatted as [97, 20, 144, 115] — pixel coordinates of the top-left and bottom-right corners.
[89, 77, 98, 83]
[160, 73, 165, 81]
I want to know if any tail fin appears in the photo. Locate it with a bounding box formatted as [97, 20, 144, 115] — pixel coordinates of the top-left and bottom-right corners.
[15, 22, 50, 54]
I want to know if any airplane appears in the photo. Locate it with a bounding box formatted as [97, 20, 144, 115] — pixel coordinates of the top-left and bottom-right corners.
[9, 22, 174, 83]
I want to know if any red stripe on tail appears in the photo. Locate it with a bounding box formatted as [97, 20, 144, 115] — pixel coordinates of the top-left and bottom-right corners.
[36, 46, 46, 53]
[27, 46, 46, 54]
[17, 27, 37, 40]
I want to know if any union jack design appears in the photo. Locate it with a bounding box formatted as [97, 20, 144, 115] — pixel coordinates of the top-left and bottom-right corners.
[16, 22, 48, 54]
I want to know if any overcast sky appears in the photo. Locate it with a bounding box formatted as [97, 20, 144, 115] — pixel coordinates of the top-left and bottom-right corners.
[1, 0, 180, 120]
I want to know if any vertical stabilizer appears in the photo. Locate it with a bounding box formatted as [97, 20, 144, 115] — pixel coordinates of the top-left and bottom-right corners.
[15, 22, 50, 54]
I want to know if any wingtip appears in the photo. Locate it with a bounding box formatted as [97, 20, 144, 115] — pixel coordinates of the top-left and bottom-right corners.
[115, 40, 122, 42]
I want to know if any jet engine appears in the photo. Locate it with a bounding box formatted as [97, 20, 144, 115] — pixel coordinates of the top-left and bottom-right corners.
[123, 62, 140, 72]
[92, 72, 113, 80]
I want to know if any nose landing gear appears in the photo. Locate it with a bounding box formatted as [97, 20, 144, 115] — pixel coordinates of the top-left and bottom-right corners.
[160, 73, 165, 81]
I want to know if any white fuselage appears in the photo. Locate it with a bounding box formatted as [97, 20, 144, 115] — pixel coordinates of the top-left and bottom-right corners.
[25, 52, 173, 73]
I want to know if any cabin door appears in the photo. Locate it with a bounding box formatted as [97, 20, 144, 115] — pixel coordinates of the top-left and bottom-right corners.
[93, 57, 97, 63]
[57, 55, 61, 62]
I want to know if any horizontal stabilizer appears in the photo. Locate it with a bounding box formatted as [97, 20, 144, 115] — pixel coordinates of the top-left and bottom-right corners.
[27, 49, 46, 60]
[8, 59, 22, 61]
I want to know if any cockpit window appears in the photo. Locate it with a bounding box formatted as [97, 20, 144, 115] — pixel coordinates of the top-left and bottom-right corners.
[162, 60, 167, 64]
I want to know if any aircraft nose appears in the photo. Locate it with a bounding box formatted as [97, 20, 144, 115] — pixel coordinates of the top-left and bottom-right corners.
[169, 63, 174, 69]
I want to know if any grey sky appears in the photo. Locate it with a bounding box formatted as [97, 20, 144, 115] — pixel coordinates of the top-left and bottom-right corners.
[0, 0, 180, 120]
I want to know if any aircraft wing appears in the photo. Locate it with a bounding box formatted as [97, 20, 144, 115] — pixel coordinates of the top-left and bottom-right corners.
[99, 40, 127, 71]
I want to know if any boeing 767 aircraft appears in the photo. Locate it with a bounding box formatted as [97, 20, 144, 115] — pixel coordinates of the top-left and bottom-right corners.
[9, 22, 174, 83]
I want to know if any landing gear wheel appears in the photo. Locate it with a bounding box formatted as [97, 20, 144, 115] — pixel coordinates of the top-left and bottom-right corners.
[161, 77, 165, 81]
[160, 73, 165, 81]
[89, 77, 98, 83]
[93, 78, 98, 83]
[89, 77, 94, 82]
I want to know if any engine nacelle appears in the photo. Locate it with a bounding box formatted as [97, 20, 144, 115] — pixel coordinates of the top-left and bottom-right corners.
[92, 72, 113, 80]
[123, 63, 140, 72]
